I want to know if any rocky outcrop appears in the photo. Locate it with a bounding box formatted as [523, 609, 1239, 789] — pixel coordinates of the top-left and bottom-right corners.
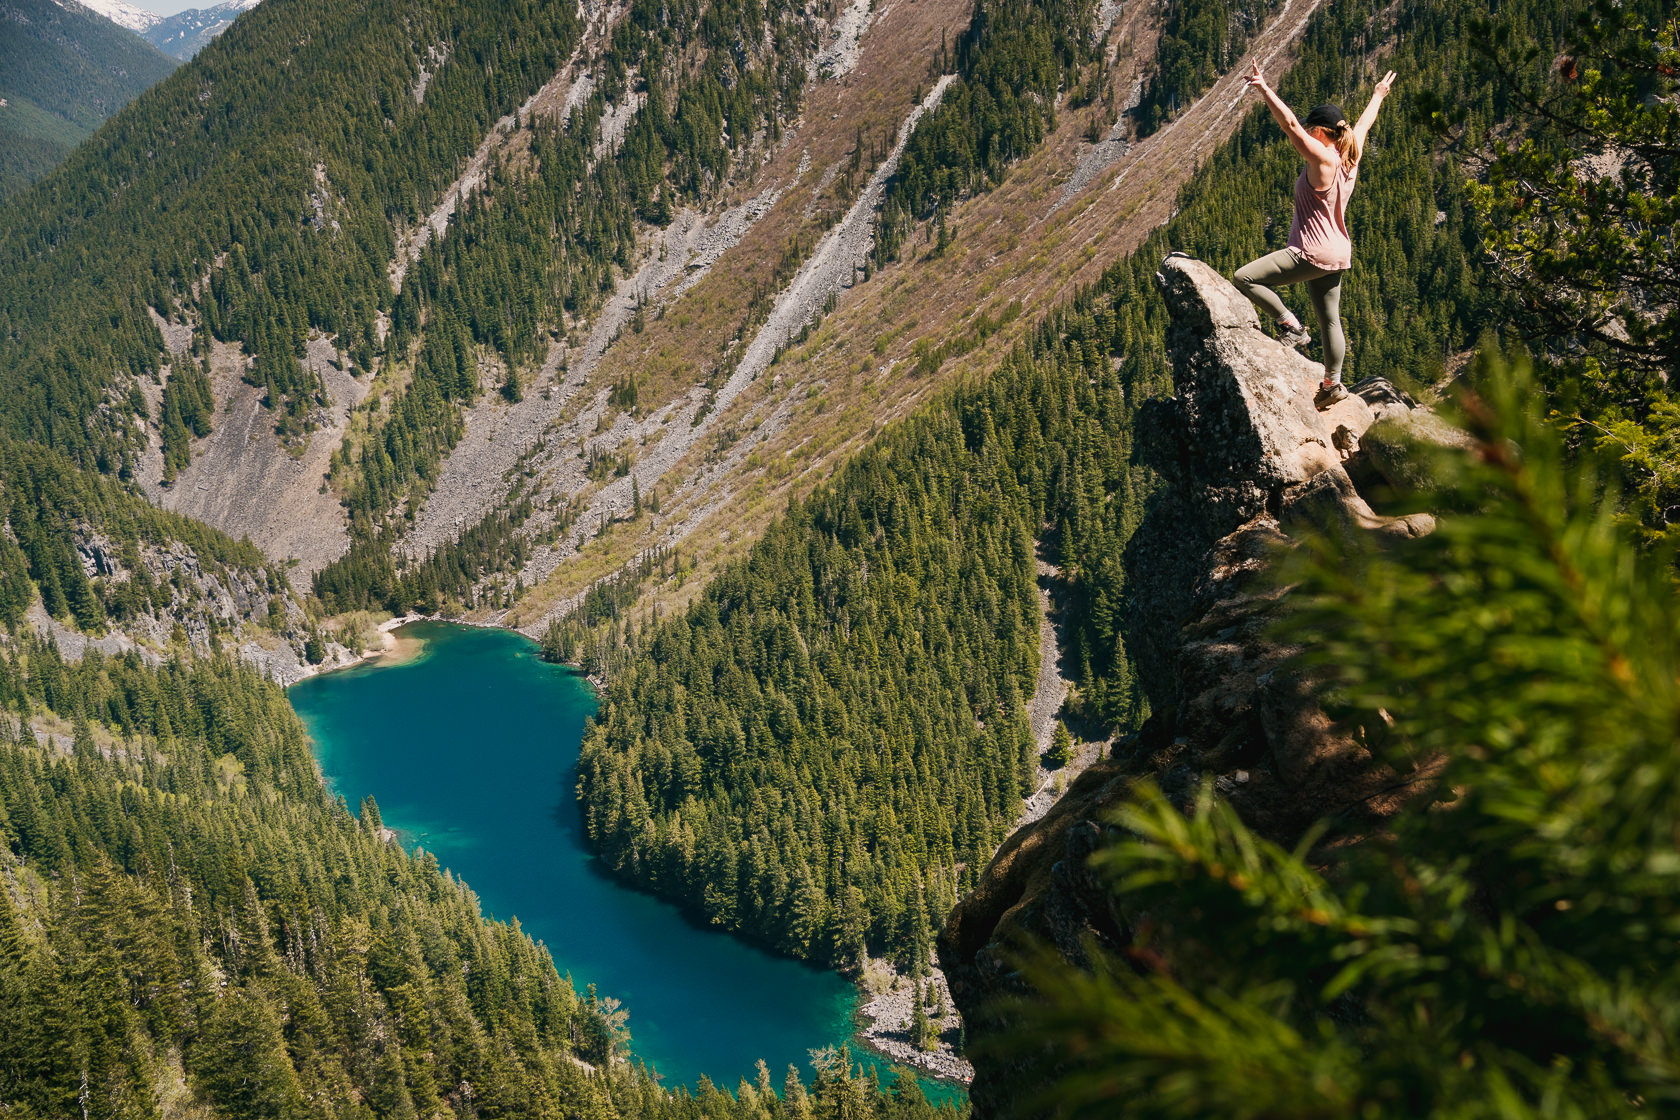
[22, 519, 350, 687]
[941, 257, 1455, 1116]
[1125, 256, 1434, 707]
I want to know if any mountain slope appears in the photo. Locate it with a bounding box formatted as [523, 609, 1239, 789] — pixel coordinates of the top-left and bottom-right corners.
[0, 0, 1381, 973]
[0, 0, 1651, 1103]
[564, 0, 1552, 986]
[0, 0, 176, 197]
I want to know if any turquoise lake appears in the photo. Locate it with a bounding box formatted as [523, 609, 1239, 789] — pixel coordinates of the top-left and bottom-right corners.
[288, 621, 956, 1100]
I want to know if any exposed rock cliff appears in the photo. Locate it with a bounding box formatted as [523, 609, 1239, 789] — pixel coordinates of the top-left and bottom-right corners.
[941, 256, 1454, 1116]
[20, 514, 350, 688]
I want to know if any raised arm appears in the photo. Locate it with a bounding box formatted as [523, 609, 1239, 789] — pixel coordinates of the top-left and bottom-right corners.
[1244, 61, 1337, 178]
[1351, 70, 1397, 152]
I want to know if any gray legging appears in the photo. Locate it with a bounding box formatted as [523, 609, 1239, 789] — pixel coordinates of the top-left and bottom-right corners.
[1234, 248, 1345, 381]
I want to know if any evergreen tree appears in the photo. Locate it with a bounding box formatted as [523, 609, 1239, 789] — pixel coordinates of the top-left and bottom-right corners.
[1045, 722, 1072, 770]
[1443, 0, 1680, 540]
[998, 357, 1680, 1117]
[912, 982, 939, 1054]
[360, 793, 384, 834]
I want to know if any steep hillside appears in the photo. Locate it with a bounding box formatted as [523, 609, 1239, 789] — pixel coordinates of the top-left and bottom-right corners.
[309, 0, 1326, 634]
[0, 0, 1669, 1105]
[0, 0, 1493, 959]
[0, 0, 176, 198]
[562, 0, 1612, 1014]
[0, 0, 1313, 610]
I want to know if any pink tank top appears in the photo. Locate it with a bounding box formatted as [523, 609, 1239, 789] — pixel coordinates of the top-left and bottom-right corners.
[1288, 162, 1357, 271]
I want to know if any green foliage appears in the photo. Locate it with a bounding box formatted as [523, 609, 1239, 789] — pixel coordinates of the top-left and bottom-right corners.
[1458, 1, 1678, 374]
[1045, 721, 1072, 770]
[578, 294, 1151, 968]
[997, 356, 1680, 1118]
[158, 357, 214, 484]
[0, 642, 604, 1113]
[292, 0, 814, 551]
[539, 546, 680, 675]
[1135, 0, 1288, 134]
[313, 498, 535, 615]
[911, 983, 941, 1054]
[1, 0, 574, 467]
[0, 0, 177, 199]
[1443, 0, 1680, 540]
[877, 0, 1097, 258]
[578, 414, 1040, 968]
[0, 436, 282, 636]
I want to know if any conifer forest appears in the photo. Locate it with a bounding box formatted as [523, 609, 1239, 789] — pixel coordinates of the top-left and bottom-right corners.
[0, 0, 1674, 1111]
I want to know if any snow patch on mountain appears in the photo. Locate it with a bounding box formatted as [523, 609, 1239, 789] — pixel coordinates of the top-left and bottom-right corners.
[66, 0, 263, 58]
[147, 0, 261, 59]
[59, 0, 159, 33]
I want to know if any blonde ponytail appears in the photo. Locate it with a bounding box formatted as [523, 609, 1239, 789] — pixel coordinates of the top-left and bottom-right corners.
[1331, 120, 1360, 170]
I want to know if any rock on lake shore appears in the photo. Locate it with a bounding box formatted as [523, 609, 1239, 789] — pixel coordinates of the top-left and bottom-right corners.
[855, 959, 973, 1085]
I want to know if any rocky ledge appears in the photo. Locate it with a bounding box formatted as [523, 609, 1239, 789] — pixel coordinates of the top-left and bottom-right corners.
[940, 257, 1464, 1117]
[854, 960, 974, 1084]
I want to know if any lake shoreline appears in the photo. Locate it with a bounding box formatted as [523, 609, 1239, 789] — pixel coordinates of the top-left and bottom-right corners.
[852, 958, 975, 1086]
[296, 613, 529, 682]
[294, 618, 970, 1098]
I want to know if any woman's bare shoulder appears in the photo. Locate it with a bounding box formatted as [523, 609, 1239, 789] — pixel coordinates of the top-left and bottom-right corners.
[1306, 152, 1340, 189]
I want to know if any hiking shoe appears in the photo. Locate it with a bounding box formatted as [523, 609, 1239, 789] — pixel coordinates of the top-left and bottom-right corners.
[1280, 324, 1313, 350]
[1314, 380, 1349, 410]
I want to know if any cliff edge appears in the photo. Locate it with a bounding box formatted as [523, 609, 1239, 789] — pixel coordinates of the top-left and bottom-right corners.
[941, 256, 1456, 1116]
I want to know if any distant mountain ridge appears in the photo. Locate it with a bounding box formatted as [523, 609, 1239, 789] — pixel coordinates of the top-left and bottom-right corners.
[140, 0, 261, 57]
[66, 0, 262, 57]
[0, 0, 177, 197]
[59, 0, 157, 32]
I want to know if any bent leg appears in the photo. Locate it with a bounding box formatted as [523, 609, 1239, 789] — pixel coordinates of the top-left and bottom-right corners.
[1305, 271, 1346, 381]
[1234, 248, 1322, 324]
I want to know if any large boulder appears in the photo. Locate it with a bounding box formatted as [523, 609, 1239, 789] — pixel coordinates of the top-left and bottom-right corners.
[1123, 256, 1418, 706]
[1152, 256, 1351, 497]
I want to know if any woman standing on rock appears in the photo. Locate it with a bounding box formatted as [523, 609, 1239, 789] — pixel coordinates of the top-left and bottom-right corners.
[1234, 62, 1395, 409]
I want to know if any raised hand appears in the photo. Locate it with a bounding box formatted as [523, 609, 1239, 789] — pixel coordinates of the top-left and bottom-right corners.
[1245, 60, 1266, 91]
[1352, 70, 1397, 149]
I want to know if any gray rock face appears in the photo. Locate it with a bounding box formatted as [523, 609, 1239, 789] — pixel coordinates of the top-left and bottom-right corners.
[1125, 257, 1430, 704]
[1155, 257, 1346, 494]
[943, 256, 1457, 1118]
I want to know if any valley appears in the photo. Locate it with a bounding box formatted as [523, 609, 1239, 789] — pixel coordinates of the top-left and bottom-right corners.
[0, 0, 1672, 1110]
[288, 622, 890, 1095]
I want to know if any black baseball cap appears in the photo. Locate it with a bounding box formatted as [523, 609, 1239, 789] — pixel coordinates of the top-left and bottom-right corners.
[1302, 104, 1348, 131]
